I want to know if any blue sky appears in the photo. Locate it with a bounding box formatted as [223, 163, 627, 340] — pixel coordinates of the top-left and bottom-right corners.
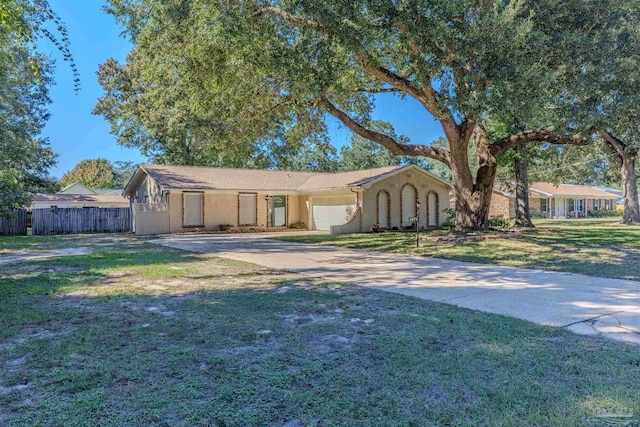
[40, 1, 444, 178]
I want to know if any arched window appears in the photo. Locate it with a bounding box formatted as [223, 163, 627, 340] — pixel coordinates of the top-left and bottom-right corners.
[426, 191, 440, 227]
[376, 190, 390, 228]
[400, 184, 417, 228]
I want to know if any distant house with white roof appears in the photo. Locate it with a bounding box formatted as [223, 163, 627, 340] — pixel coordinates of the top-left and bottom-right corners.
[490, 182, 620, 219]
[32, 182, 129, 209]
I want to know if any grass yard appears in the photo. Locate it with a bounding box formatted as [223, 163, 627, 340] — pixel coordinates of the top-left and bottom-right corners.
[1, 234, 640, 426]
[275, 218, 640, 281]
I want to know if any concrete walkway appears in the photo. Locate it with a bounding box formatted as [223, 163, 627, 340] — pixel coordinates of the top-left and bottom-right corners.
[150, 233, 640, 344]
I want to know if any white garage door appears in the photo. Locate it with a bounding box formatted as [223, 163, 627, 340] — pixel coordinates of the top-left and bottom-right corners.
[312, 196, 356, 231]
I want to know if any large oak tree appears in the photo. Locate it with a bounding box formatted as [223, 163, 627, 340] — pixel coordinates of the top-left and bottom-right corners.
[104, 0, 606, 229]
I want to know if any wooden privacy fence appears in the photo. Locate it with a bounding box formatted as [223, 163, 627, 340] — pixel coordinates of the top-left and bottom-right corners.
[32, 208, 132, 235]
[0, 209, 27, 236]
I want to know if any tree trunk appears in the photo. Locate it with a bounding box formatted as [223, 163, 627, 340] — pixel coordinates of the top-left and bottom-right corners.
[598, 131, 640, 226]
[621, 155, 640, 225]
[514, 144, 534, 227]
[451, 125, 497, 231]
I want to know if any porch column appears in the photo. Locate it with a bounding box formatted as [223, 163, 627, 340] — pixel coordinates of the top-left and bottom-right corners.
[548, 198, 552, 218]
[584, 199, 588, 217]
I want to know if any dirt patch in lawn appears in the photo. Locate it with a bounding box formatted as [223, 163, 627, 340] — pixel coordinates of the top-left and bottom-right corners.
[1, 236, 640, 426]
[0, 247, 93, 266]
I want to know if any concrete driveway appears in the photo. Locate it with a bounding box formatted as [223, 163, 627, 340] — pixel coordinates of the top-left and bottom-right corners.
[150, 232, 640, 344]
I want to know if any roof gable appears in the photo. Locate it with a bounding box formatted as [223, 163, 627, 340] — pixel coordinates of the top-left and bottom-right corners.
[58, 182, 96, 195]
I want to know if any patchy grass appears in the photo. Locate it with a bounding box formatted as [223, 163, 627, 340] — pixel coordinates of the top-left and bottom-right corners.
[1, 235, 640, 426]
[0, 233, 144, 254]
[274, 218, 640, 281]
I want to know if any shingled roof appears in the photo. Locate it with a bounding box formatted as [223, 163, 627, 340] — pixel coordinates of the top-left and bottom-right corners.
[494, 182, 620, 198]
[134, 164, 410, 193]
[32, 194, 129, 203]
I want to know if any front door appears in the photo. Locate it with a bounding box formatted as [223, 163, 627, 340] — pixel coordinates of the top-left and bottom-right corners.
[271, 195, 287, 227]
[556, 198, 566, 217]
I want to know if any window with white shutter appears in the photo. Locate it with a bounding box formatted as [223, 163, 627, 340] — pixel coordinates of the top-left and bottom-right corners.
[239, 194, 257, 225]
[183, 193, 203, 226]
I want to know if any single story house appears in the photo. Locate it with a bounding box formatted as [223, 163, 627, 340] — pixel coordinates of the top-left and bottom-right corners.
[490, 182, 620, 219]
[123, 164, 452, 235]
[32, 182, 129, 209]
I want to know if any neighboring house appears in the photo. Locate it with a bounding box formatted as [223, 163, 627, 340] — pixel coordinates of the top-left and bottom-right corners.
[32, 182, 129, 209]
[590, 186, 640, 206]
[123, 164, 451, 235]
[490, 182, 620, 219]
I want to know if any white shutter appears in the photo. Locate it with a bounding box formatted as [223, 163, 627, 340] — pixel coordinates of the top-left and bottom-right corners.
[239, 194, 257, 225]
[183, 193, 203, 226]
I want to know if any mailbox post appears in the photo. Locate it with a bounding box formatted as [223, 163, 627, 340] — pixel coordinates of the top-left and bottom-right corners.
[414, 201, 422, 248]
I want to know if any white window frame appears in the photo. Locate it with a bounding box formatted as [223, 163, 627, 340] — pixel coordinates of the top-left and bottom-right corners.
[239, 193, 257, 226]
[183, 192, 204, 227]
[540, 198, 548, 212]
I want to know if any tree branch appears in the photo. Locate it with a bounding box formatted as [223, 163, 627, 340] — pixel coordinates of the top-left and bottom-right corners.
[318, 96, 450, 165]
[490, 127, 587, 156]
[255, 7, 324, 30]
[596, 130, 638, 160]
[354, 87, 400, 94]
[256, 7, 460, 138]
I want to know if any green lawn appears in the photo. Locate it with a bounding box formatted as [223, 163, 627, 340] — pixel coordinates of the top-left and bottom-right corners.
[275, 218, 640, 281]
[1, 234, 640, 426]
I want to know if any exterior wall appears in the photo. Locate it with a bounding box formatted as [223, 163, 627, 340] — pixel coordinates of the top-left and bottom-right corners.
[331, 206, 363, 234]
[489, 193, 515, 219]
[168, 193, 236, 233]
[287, 195, 300, 226]
[132, 175, 165, 204]
[298, 195, 310, 229]
[531, 198, 541, 213]
[166, 192, 305, 233]
[362, 170, 451, 230]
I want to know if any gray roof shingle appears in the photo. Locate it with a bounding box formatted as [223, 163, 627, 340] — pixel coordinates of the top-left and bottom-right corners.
[139, 164, 405, 192]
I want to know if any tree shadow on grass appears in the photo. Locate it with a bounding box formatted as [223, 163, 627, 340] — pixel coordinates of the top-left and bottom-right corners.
[1, 283, 640, 426]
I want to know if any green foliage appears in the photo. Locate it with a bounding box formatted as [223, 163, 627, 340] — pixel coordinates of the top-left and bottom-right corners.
[588, 209, 621, 218]
[0, 0, 79, 90]
[100, 1, 594, 171]
[286, 121, 440, 175]
[530, 211, 548, 219]
[60, 159, 117, 189]
[442, 208, 456, 230]
[0, 40, 57, 218]
[488, 216, 512, 229]
[338, 121, 434, 172]
[112, 161, 138, 188]
[286, 142, 338, 172]
[288, 221, 307, 230]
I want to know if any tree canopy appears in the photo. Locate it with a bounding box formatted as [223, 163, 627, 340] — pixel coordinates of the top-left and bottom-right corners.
[103, 0, 640, 228]
[0, 40, 57, 217]
[60, 159, 117, 189]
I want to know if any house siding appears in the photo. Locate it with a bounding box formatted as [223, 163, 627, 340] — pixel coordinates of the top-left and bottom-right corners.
[489, 193, 515, 219]
[298, 195, 310, 229]
[362, 170, 450, 230]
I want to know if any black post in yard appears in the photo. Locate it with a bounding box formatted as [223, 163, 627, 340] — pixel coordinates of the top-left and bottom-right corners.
[415, 200, 422, 248]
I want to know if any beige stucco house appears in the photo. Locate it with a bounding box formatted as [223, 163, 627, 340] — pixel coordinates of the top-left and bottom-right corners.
[123, 164, 452, 235]
[32, 182, 129, 209]
[489, 182, 620, 219]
